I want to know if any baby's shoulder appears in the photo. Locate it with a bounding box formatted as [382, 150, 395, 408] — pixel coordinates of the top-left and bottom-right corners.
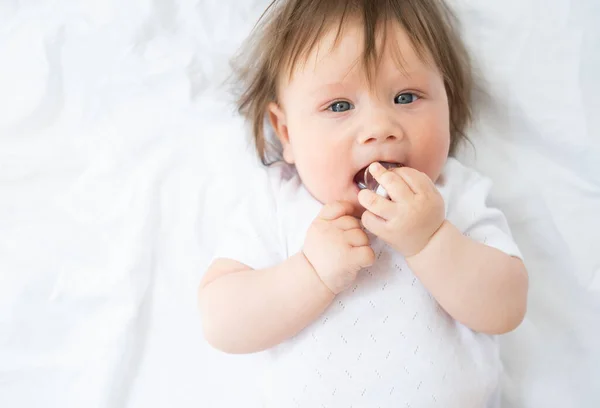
[265, 162, 319, 208]
[265, 162, 322, 251]
[437, 158, 495, 214]
[437, 159, 522, 258]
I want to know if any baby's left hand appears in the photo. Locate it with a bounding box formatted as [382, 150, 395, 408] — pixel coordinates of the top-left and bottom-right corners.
[358, 162, 445, 258]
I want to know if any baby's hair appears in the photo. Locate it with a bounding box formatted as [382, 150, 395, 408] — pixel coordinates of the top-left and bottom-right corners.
[233, 0, 472, 164]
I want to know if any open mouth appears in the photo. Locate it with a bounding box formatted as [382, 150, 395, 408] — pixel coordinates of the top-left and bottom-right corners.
[354, 162, 403, 190]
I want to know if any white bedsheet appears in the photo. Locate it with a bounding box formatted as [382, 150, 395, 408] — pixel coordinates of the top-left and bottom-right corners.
[0, 0, 598, 407]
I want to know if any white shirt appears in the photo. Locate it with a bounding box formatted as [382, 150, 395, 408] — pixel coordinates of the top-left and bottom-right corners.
[213, 158, 522, 408]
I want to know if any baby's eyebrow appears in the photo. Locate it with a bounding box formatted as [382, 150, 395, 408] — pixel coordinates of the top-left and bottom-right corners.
[309, 82, 348, 97]
[306, 68, 434, 100]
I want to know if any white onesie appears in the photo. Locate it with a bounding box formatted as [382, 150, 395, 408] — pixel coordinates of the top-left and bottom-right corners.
[213, 158, 522, 408]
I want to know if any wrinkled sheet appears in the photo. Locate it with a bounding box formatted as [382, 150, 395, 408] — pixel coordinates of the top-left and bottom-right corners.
[0, 0, 599, 407]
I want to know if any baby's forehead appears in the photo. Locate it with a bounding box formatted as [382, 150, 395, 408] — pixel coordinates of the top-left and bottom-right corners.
[282, 20, 437, 89]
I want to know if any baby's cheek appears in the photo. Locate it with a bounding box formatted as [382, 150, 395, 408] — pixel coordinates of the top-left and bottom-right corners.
[298, 156, 347, 203]
[414, 133, 450, 180]
[291, 127, 353, 203]
[309, 162, 345, 201]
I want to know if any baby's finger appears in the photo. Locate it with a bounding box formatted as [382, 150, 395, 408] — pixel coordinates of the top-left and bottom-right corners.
[344, 228, 370, 247]
[318, 201, 355, 220]
[352, 246, 376, 268]
[395, 167, 435, 195]
[334, 215, 362, 231]
[360, 209, 387, 238]
[368, 162, 413, 201]
[357, 189, 395, 220]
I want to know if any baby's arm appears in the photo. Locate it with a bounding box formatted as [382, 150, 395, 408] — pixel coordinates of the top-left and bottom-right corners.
[406, 221, 528, 334]
[358, 162, 528, 335]
[199, 201, 374, 354]
[199, 253, 334, 354]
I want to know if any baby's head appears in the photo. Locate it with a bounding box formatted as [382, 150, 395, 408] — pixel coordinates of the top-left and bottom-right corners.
[235, 0, 472, 213]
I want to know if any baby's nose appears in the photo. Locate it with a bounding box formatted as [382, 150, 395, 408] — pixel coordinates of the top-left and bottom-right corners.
[358, 113, 401, 144]
[359, 132, 398, 144]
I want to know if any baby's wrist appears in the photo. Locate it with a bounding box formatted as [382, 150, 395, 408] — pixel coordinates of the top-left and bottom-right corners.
[298, 251, 336, 297]
[405, 220, 450, 262]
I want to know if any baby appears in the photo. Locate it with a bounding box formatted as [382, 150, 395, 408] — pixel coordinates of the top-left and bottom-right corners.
[199, 0, 529, 407]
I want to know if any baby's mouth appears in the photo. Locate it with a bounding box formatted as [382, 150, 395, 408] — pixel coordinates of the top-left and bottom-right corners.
[354, 162, 403, 190]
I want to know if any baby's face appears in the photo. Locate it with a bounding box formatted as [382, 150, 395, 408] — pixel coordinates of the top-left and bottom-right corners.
[269, 20, 450, 216]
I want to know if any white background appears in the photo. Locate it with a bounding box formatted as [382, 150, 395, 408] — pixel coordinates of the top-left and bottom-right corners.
[1, 0, 599, 407]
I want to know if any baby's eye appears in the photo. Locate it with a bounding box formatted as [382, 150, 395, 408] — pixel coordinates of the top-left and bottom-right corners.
[394, 93, 419, 105]
[328, 101, 354, 112]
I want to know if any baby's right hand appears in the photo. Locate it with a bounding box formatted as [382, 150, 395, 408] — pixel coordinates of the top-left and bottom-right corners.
[302, 201, 375, 294]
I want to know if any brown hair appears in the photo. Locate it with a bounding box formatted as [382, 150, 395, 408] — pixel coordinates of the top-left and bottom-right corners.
[233, 0, 472, 164]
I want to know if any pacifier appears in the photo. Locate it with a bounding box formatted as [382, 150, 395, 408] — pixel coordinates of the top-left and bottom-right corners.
[355, 162, 402, 199]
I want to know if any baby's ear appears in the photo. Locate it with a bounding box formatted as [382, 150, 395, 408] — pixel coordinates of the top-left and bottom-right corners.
[268, 102, 295, 164]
